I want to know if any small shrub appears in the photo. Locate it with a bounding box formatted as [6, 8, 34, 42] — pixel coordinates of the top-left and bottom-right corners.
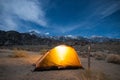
[80, 52, 88, 58]
[81, 69, 93, 80]
[96, 71, 110, 80]
[81, 69, 109, 80]
[94, 53, 107, 60]
[10, 48, 28, 58]
[39, 49, 48, 55]
[106, 54, 120, 64]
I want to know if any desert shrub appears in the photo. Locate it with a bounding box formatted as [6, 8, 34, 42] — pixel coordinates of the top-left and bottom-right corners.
[39, 49, 48, 55]
[10, 48, 28, 58]
[80, 52, 88, 58]
[93, 52, 107, 60]
[81, 69, 93, 80]
[81, 69, 109, 80]
[106, 54, 120, 64]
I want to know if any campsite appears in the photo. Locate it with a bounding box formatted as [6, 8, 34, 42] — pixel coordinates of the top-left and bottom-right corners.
[0, 0, 120, 80]
[0, 43, 120, 80]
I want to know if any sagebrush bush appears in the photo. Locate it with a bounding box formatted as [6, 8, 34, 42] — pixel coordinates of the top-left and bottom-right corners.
[10, 48, 28, 58]
[39, 49, 48, 55]
[81, 69, 109, 80]
[106, 54, 120, 64]
[93, 53, 107, 60]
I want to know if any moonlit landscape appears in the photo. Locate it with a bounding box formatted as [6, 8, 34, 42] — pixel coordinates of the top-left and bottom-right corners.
[0, 0, 120, 80]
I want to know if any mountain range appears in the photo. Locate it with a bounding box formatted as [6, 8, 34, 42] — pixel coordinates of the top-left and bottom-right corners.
[0, 30, 119, 46]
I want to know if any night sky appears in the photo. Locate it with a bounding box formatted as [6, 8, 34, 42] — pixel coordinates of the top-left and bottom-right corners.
[0, 0, 120, 38]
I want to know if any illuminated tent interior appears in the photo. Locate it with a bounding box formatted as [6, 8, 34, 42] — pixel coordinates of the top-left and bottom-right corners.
[34, 45, 83, 71]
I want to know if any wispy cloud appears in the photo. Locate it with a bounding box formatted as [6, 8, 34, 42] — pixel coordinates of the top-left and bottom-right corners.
[0, 0, 47, 30]
[52, 0, 120, 33]
[91, 0, 120, 18]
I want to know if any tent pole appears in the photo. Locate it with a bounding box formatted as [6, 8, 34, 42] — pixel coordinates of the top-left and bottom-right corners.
[88, 45, 91, 70]
[87, 45, 91, 80]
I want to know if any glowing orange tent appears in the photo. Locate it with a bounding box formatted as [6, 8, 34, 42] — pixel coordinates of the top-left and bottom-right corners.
[34, 45, 83, 71]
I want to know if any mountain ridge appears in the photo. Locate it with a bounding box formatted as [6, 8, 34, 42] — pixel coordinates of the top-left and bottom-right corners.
[0, 30, 119, 46]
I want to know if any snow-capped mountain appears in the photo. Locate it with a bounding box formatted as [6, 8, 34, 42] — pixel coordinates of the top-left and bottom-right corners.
[29, 31, 40, 37]
[28, 30, 120, 43]
[28, 31, 51, 38]
[0, 30, 120, 46]
[89, 36, 120, 42]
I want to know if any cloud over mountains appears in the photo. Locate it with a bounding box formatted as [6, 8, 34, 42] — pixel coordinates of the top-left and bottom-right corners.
[0, 0, 47, 30]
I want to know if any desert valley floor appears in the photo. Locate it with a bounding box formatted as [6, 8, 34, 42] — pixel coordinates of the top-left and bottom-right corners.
[0, 49, 120, 80]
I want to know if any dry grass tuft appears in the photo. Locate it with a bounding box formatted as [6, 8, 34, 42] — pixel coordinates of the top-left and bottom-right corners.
[81, 69, 93, 80]
[93, 52, 107, 60]
[81, 69, 110, 80]
[9, 48, 28, 58]
[106, 54, 120, 64]
[39, 49, 48, 55]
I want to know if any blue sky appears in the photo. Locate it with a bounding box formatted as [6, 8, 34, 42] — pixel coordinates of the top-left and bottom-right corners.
[0, 0, 120, 38]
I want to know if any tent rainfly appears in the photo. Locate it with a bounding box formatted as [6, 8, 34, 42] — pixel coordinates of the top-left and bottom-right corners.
[34, 45, 83, 71]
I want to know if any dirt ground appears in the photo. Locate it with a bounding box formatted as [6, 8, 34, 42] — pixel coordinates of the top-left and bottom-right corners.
[0, 49, 120, 80]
